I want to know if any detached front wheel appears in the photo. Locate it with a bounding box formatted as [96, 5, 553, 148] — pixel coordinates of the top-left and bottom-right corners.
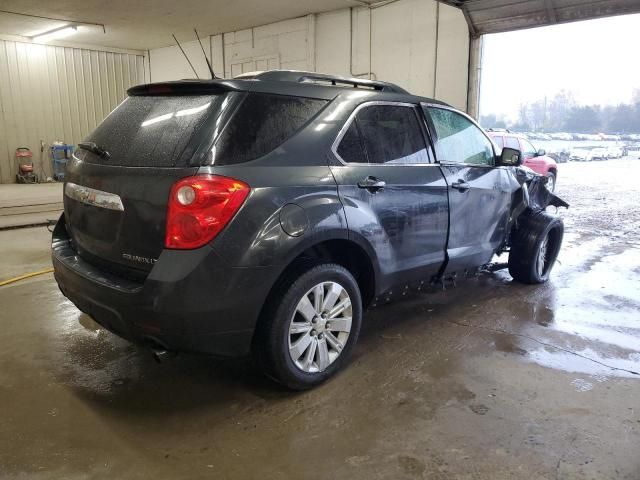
[253, 263, 362, 390]
[508, 212, 564, 284]
[546, 171, 556, 192]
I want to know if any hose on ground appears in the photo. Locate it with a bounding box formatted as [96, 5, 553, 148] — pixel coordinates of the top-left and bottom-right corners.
[0, 268, 54, 287]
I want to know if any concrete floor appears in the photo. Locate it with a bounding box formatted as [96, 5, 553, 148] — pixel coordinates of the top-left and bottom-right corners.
[0, 159, 639, 479]
[0, 183, 63, 230]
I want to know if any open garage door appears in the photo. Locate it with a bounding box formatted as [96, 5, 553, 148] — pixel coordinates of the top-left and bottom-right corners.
[440, 0, 640, 36]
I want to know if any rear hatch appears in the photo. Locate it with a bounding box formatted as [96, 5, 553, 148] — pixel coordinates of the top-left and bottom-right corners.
[64, 90, 235, 280]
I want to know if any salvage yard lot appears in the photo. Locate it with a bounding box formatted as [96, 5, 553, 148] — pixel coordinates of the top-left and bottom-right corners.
[0, 158, 639, 479]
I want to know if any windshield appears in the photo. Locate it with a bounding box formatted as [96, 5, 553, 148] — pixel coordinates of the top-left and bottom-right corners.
[82, 94, 226, 167]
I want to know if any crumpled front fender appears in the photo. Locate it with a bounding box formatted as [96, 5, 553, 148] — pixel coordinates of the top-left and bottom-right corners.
[508, 167, 569, 233]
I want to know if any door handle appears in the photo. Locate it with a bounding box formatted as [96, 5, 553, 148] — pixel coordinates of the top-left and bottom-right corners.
[358, 176, 386, 192]
[451, 180, 470, 192]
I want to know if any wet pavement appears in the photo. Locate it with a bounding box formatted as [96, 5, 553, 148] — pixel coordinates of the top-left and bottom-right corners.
[1, 159, 639, 479]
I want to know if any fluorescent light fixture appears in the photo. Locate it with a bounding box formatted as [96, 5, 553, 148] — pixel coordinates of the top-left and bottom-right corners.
[32, 25, 78, 43]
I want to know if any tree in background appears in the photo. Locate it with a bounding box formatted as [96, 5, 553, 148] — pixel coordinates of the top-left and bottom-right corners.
[606, 104, 634, 133]
[563, 105, 601, 133]
[547, 90, 576, 131]
[479, 113, 507, 129]
[482, 90, 640, 134]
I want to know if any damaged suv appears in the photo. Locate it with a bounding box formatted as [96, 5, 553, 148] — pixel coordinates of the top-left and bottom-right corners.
[52, 70, 568, 389]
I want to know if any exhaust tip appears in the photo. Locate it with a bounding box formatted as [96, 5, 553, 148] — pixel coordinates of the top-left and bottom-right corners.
[152, 348, 172, 363]
[143, 336, 175, 363]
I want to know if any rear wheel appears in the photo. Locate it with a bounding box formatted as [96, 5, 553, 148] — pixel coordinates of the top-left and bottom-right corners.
[508, 212, 564, 284]
[253, 263, 362, 390]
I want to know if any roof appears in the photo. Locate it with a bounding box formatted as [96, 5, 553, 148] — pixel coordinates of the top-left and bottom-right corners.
[487, 130, 526, 139]
[439, 0, 640, 37]
[128, 70, 414, 98]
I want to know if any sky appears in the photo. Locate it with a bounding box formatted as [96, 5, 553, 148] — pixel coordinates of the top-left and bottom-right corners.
[479, 13, 640, 121]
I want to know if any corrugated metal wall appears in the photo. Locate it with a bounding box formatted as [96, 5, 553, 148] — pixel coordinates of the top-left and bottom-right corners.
[0, 40, 145, 183]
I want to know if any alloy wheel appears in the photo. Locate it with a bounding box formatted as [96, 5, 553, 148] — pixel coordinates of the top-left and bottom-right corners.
[288, 281, 352, 373]
[546, 174, 555, 192]
[537, 234, 549, 278]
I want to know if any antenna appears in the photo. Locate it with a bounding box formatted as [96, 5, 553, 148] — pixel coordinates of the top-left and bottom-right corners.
[172, 33, 199, 79]
[195, 28, 216, 79]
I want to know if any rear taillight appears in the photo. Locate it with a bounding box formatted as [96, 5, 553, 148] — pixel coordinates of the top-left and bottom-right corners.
[165, 175, 250, 249]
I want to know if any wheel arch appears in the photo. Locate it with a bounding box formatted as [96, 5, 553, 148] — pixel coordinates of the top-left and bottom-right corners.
[257, 235, 379, 328]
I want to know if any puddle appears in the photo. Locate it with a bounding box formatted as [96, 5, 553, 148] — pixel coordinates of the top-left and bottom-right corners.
[518, 241, 640, 379]
[527, 347, 639, 379]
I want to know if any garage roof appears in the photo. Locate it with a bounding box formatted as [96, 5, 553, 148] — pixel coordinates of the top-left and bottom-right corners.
[440, 0, 640, 37]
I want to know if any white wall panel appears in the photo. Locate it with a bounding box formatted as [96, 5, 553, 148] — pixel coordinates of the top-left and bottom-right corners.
[148, 0, 469, 108]
[372, 0, 438, 98]
[315, 9, 351, 75]
[148, 39, 213, 82]
[0, 39, 144, 183]
[435, 3, 471, 110]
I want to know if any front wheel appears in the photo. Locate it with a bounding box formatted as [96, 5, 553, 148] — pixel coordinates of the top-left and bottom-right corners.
[546, 171, 556, 192]
[508, 212, 564, 284]
[253, 263, 362, 390]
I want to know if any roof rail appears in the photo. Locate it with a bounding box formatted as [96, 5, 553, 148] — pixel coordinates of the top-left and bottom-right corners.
[242, 70, 409, 94]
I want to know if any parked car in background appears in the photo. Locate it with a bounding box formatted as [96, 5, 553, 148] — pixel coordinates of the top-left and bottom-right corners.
[51, 70, 567, 389]
[605, 145, 624, 159]
[628, 144, 640, 158]
[549, 132, 572, 141]
[570, 146, 608, 162]
[548, 150, 569, 163]
[591, 147, 608, 160]
[570, 147, 593, 161]
[488, 130, 558, 191]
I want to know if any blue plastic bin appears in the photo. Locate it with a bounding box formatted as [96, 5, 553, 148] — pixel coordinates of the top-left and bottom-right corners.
[51, 144, 74, 181]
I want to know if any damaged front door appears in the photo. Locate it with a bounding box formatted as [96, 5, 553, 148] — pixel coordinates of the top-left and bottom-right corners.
[423, 104, 513, 274]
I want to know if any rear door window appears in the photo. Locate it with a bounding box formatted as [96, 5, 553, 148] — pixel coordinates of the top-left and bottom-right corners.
[83, 94, 224, 167]
[357, 105, 430, 165]
[336, 122, 367, 163]
[213, 93, 328, 165]
[335, 104, 430, 164]
[505, 136, 520, 150]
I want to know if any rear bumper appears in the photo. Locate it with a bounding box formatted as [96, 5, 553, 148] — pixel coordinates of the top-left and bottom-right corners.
[52, 215, 279, 357]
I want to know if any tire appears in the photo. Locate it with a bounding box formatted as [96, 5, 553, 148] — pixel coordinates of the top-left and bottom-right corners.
[508, 212, 564, 284]
[253, 263, 362, 390]
[546, 171, 556, 192]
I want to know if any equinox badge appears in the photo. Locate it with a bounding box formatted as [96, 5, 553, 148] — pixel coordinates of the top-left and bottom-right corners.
[122, 253, 157, 265]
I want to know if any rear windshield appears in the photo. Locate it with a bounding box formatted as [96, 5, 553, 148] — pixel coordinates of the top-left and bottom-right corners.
[82, 94, 224, 167]
[212, 93, 328, 165]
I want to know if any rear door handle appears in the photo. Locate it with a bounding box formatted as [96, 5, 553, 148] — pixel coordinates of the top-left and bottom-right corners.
[358, 176, 386, 192]
[451, 180, 470, 192]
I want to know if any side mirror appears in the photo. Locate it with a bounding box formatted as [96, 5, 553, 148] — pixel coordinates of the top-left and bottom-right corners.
[497, 147, 522, 166]
[536, 148, 546, 156]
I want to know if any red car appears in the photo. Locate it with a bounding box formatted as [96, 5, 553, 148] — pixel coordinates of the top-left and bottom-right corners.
[488, 131, 558, 191]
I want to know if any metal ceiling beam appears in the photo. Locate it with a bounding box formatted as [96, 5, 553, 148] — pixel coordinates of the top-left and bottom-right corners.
[543, 0, 558, 23]
[460, 4, 478, 37]
[438, 0, 640, 36]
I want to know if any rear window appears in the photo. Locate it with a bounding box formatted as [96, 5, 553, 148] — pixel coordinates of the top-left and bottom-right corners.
[505, 136, 520, 150]
[82, 94, 223, 167]
[212, 93, 327, 165]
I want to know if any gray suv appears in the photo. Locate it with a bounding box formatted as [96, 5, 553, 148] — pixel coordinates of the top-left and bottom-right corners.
[52, 70, 567, 389]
